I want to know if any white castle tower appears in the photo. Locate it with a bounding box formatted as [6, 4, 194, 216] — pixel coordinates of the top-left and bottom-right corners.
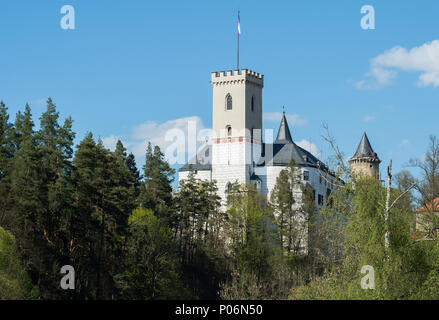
[210, 69, 263, 201]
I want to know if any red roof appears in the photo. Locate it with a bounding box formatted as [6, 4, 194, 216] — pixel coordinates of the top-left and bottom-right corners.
[416, 197, 439, 213]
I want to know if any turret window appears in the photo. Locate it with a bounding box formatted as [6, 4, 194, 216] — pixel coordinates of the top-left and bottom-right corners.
[251, 96, 254, 112]
[226, 94, 233, 110]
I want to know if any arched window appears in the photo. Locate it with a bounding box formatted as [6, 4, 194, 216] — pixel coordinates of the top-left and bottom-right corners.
[226, 94, 232, 110]
[251, 96, 254, 112]
[226, 125, 232, 137]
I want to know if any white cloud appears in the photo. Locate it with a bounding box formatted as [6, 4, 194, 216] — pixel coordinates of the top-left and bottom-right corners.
[401, 139, 410, 146]
[295, 139, 319, 158]
[363, 115, 376, 122]
[356, 40, 439, 89]
[103, 116, 210, 165]
[102, 134, 123, 151]
[263, 112, 307, 125]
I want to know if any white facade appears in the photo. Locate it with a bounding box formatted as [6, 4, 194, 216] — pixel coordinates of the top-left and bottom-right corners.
[178, 69, 337, 254]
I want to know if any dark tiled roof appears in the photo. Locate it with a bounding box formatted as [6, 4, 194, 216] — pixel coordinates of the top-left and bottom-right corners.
[351, 132, 379, 160]
[179, 144, 212, 172]
[275, 112, 293, 144]
[179, 113, 332, 175]
[250, 173, 262, 181]
[257, 142, 330, 172]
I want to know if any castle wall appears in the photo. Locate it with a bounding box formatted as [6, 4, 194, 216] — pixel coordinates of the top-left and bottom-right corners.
[349, 159, 380, 179]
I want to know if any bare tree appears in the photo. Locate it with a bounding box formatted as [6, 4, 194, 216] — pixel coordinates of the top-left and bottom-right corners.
[408, 135, 439, 238]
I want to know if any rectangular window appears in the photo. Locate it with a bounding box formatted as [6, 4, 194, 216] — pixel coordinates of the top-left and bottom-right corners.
[318, 194, 324, 206]
[303, 170, 309, 181]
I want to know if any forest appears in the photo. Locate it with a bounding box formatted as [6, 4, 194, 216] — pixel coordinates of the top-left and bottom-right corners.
[0, 98, 438, 300]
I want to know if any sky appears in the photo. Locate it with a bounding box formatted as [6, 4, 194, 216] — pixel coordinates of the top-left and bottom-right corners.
[0, 0, 438, 183]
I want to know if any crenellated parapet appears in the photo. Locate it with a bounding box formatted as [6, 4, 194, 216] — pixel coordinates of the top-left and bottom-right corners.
[211, 69, 264, 87]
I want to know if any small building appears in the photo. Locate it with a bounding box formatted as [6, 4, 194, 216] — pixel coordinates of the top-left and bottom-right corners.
[348, 132, 381, 180]
[415, 197, 439, 237]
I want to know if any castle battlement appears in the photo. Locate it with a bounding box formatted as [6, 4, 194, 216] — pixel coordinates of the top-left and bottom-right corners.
[211, 69, 264, 87]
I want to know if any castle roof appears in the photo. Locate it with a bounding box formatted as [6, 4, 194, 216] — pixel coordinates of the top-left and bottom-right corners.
[275, 112, 293, 144]
[257, 113, 332, 174]
[179, 113, 333, 175]
[256, 142, 329, 171]
[350, 132, 380, 161]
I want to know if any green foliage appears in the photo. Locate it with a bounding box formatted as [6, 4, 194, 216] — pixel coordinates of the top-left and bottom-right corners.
[292, 176, 439, 300]
[270, 159, 309, 255]
[139, 142, 175, 222]
[0, 226, 39, 299]
[1, 99, 438, 301]
[115, 208, 188, 299]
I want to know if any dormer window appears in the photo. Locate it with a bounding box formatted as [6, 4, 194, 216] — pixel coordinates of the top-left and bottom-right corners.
[226, 94, 232, 110]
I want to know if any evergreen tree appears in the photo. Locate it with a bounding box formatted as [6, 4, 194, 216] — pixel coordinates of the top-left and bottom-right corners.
[0, 101, 14, 228]
[12, 103, 34, 150]
[115, 208, 188, 299]
[139, 143, 175, 222]
[270, 159, 307, 255]
[71, 135, 136, 299]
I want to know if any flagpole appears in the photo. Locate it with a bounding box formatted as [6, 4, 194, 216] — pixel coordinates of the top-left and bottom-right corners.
[237, 10, 240, 70]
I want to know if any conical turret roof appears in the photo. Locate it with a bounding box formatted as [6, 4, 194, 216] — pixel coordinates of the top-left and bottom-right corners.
[351, 132, 379, 160]
[275, 112, 293, 144]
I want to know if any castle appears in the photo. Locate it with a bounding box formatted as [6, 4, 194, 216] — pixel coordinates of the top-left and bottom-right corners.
[178, 69, 342, 209]
[177, 68, 381, 253]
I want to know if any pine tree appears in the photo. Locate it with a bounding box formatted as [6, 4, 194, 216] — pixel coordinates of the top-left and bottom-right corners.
[270, 159, 306, 255]
[0, 101, 14, 228]
[71, 135, 137, 299]
[114, 208, 188, 299]
[12, 103, 34, 150]
[139, 143, 175, 222]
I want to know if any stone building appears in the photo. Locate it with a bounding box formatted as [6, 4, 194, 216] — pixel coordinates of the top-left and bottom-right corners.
[178, 69, 336, 210]
[348, 132, 381, 180]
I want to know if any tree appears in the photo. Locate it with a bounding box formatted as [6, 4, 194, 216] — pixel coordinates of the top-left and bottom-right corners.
[270, 159, 307, 255]
[139, 143, 175, 223]
[0, 226, 39, 299]
[71, 134, 136, 299]
[115, 208, 188, 299]
[0, 101, 14, 228]
[219, 183, 284, 299]
[409, 135, 439, 236]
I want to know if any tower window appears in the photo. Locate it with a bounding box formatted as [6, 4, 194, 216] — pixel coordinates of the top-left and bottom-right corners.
[251, 96, 254, 112]
[226, 94, 232, 110]
[226, 125, 232, 137]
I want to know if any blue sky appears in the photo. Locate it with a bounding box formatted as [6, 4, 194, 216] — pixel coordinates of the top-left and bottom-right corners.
[0, 0, 438, 182]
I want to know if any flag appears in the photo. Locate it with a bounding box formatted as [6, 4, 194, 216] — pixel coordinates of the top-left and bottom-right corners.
[238, 12, 241, 35]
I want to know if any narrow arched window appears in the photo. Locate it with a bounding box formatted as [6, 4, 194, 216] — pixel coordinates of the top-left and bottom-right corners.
[226, 125, 232, 137]
[226, 94, 232, 110]
[251, 96, 254, 112]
